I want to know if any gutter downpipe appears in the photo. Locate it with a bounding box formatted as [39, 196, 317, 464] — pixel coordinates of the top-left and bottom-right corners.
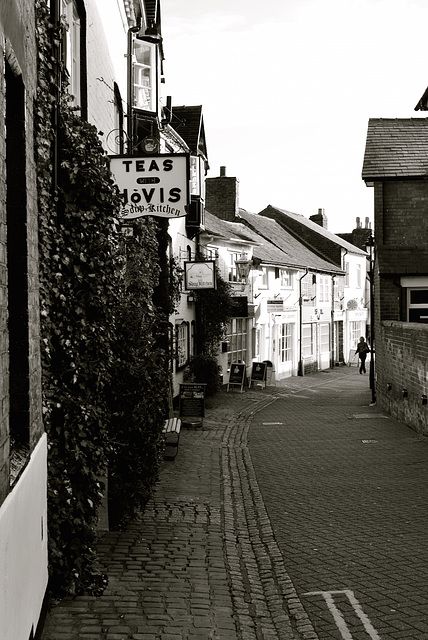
[298, 268, 308, 376]
[127, 24, 141, 152]
[331, 275, 336, 368]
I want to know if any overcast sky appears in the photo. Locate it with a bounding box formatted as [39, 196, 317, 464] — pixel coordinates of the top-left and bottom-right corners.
[161, 0, 428, 233]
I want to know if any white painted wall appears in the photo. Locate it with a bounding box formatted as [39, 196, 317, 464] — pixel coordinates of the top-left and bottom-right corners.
[0, 434, 48, 640]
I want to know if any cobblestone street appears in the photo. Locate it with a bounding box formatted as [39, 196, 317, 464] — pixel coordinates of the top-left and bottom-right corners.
[41, 367, 428, 640]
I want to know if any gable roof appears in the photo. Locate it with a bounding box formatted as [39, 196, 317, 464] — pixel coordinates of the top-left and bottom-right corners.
[238, 210, 343, 273]
[170, 106, 209, 163]
[362, 118, 428, 180]
[259, 205, 366, 257]
[204, 210, 256, 246]
[204, 211, 343, 274]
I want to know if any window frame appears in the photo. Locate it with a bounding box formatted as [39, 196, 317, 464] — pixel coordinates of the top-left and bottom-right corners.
[132, 35, 158, 114]
[279, 323, 293, 363]
[226, 318, 248, 366]
[407, 287, 428, 323]
[61, 0, 87, 117]
[175, 321, 189, 370]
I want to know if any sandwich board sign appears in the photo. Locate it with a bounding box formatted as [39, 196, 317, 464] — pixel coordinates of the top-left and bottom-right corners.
[227, 363, 246, 393]
[249, 362, 267, 388]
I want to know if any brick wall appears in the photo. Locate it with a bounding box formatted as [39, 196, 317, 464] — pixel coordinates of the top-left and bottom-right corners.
[0, 0, 43, 500]
[0, 33, 8, 504]
[205, 175, 239, 222]
[376, 321, 428, 435]
[375, 180, 428, 274]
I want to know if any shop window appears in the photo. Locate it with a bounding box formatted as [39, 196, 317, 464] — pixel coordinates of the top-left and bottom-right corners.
[279, 323, 293, 363]
[176, 322, 189, 369]
[349, 321, 363, 350]
[226, 318, 247, 365]
[319, 323, 330, 354]
[302, 324, 313, 357]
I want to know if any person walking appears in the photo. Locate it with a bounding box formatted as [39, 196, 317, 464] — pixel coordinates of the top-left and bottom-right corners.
[355, 336, 370, 374]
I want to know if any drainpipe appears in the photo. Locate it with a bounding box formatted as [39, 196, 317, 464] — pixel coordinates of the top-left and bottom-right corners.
[298, 268, 308, 376]
[331, 275, 336, 368]
[127, 24, 141, 151]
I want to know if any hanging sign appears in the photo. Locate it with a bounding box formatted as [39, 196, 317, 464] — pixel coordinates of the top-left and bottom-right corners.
[184, 261, 216, 290]
[108, 153, 189, 220]
[267, 299, 284, 313]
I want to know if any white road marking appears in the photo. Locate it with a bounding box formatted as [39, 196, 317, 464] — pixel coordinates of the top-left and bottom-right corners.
[304, 589, 381, 640]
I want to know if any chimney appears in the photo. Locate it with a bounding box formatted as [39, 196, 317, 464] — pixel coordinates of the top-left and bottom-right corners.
[356, 217, 361, 229]
[309, 208, 328, 229]
[205, 166, 240, 222]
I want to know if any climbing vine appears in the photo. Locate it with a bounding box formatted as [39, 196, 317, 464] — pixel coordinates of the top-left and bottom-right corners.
[35, 0, 171, 596]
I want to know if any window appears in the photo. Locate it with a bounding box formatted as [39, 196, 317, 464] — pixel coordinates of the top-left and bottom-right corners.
[349, 321, 363, 349]
[132, 36, 157, 112]
[279, 323, 293, 363]
[344, 262, 350, 287]
[302, 324, 313, 357]
[228, 252, 240, 282]
[356, 264, 362, 289]
[176, 322, 189, 369]
[408, 288, 428, 323]
[259, 267, 268, 288]
[226, 318, 248, 366]
[280, 269, 293, 288]
[319, 323, 330, 354]
[62, 0, 85, 113]
[318, 276, 330, 302]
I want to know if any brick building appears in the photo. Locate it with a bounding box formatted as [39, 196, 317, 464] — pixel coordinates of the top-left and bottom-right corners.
[362, 118, 428, 433]
[0, 2, 48, 638]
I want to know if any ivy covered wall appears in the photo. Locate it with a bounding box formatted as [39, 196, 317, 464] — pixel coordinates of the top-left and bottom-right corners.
[35, 0, 171, 596]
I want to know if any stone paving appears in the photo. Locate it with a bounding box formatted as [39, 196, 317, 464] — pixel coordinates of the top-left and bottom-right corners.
[41, 366, 426, 640]
[41, 376, 317, 640]
[249, 367, 428, 639]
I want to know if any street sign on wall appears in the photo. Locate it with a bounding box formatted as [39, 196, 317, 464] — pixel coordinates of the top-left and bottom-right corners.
[109, 153, 189, 220]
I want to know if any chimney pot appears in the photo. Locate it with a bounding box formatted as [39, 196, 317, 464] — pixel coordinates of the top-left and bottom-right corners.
[220, 166, 226, 177]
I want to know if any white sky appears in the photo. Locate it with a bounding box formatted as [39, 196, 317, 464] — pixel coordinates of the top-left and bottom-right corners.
[161, 0, 428, 233]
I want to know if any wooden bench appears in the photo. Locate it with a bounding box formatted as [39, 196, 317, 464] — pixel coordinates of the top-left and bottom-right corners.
[162, 417, 181, 460]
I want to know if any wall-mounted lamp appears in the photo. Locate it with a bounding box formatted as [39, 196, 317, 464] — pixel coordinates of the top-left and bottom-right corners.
[235, 252, 252, 286]
[387, 383, 392, 391]
[422, 394, 427, 406]
[402, 389, 408, 398]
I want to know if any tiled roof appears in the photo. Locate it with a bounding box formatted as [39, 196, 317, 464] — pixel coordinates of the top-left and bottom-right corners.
[259, 206, 366, 256]
[204, 211, 257, 245]
[171, 106, 208, 160]
[204, 211, 343, 274]
[362, 118, 428, 180]
[238, 210, 343, 273]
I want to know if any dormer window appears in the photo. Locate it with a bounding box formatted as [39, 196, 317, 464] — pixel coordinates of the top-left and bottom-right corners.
[132, 35, 158, 113]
